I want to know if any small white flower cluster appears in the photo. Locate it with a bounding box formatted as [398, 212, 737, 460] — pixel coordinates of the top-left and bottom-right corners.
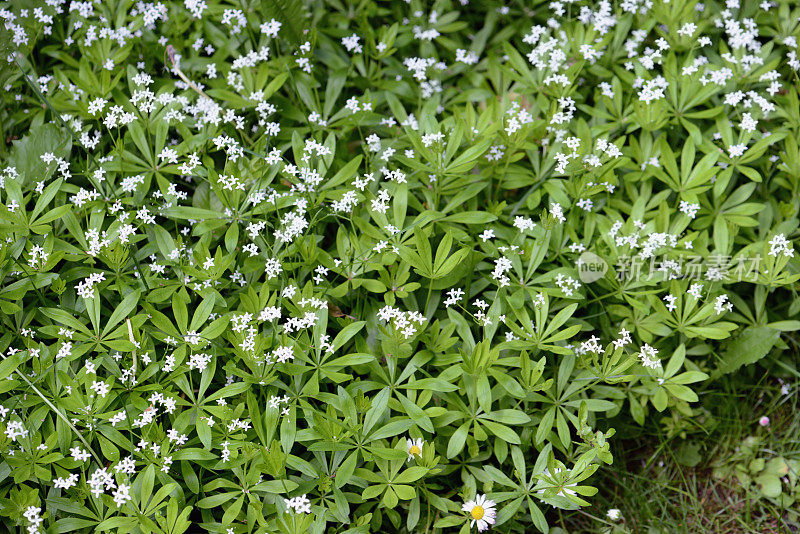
[554, 137, 581, 173]
[258, 306, 281, 323]
[54, 473, 79, 490]
[492, 257, 513, 288]
[679, 201, 700, 219]
[40, 153, 71, 179]
[485, 144, 505, 162]
[275, 203, 309, 244]
[612, 328, 633, 350]
[505, 102, 534, 135]
[377, 305, 426, 339]
[56, 342, 73, 360]
[28, 244, 49, 269]
[131, 393, 176, 428]
[370, 189, 391, 214]
[5, 419, 28, 442]
[285, 494, 312, 514]
[341, 34, 362, 54]
[282, 299, 325, 334]
[85, 228, 112, 256]
[75, 272, 106, 299]
[636, 76, 669, 103]
[211, 133, 245, 161]
[332, 190, 359, 213]
[88, 466, 131, 508]
[714, 294, 733, 315]
[188, 352, 212, 372]
[260, 18, 281, 38]
[472, 299, 492, 327]
[264, 345, 294, 365]
[24, 506, 43, 534]
[513, 216, 536, 232]
[608, 219, 690, 262]
[637, 343, 661, 369]
[226, 418, 252, 433]
[688, 283, 704, 299]
[421, 132, 445, 147]
[0, 166, 18, 189]
[768, 234, 794, 258]
[230, 46, 271, 72]
[550, 97, 576, 130]
[577, 335, 603, 355]
[70, 187, 100, 208]
[455, 48, 479, 65]
[555, 273, 581, 296]
[728, 143, 747, 158]
[444, 287, 465, 308]
[268, 394, 291, 417]
[594, 138, 623, 159]
[549, 203, 566, 224]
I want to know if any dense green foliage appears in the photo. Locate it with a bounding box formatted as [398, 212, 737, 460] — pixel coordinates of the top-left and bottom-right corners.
[0, 0, 799, 532]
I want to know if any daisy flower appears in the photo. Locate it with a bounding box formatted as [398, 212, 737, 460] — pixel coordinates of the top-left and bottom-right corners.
[462, 494, 496, 532]
[407, 437, 424, 461]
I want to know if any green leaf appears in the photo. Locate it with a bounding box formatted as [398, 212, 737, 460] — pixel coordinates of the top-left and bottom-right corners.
[535, 408, 555, 445]
[0, 352, 23, 381]
[322, 155, 362, 191]
[190, 295, 216, 331]
[447, 422, 469, 458]
[487, 409, 530, 425]
[714, 326, 780, 376]
[200, 315, 230, 341]
[482, 420, 521, 444]
[8, 123, 71, 188]
[755, 473, 782, 499]
[40, 308, 92, 336]
[363, 388, 390, 435]
[331, 321, 366, 353]
[652, 388, 668, 411]
[368, 419, 414, 441]
[102, 290, 141, 338]
[197, 492, 235, 508]
[394, 466, 427, 484]
[139, 464, 155, 508]
[172, 293, 188, 334]
[442, 211, 497, 224]
[434, 248, 471, 279]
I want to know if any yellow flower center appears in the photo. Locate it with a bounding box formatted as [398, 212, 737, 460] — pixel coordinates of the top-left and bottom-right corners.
[471, 506, 485, 520]
[409, 445, 421, 456]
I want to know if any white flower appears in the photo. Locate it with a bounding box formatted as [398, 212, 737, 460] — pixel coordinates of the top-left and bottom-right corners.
[462, 494, 496, 532]
[768, 234, 794, 257]
[184, 331, 201, 345]
[406, 437, 424, 461]
[607, 508, 622, 521]
[284, 494, 312, 514]
[638, 343, 661, 369]
[728, 143, 747, 158]
[70, 446, 91, 462]
[112, 484, 132, 507]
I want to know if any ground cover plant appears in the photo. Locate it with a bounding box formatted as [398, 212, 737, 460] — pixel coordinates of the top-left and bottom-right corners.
[0, 0, 799, 532]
